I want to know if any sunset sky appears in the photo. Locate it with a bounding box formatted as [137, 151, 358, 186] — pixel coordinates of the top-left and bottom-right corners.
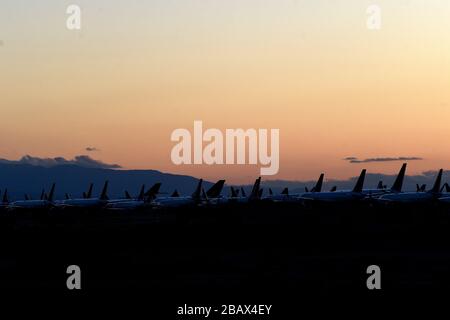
[1, 0, 450, 183]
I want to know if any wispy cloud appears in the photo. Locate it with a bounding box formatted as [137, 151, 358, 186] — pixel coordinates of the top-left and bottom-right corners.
[344, 156, 423, 164]
[85, 147, 100, 152]
[0, 155, 121, 169]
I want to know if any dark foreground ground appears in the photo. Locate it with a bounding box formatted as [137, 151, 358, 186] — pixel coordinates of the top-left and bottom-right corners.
[2, 202, 450, 314]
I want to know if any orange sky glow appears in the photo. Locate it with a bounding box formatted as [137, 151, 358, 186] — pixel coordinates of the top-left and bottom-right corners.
[1, 0, 450, 183]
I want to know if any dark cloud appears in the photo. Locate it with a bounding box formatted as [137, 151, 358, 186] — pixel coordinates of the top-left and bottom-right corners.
[344, 156, 423, 164]
[0, 155, 121, 169]
[70, 155, 120, 169]
[85, 147, 100, 152]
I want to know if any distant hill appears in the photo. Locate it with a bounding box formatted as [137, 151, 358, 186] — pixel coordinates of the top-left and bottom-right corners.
[0, 163, 213, 201]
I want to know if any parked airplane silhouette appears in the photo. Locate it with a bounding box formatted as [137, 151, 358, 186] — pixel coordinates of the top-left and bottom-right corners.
[363, 163, 407, 197]
[416, 184, 427, 192]
[229, 186, 239, 198]
[83, 183, 94, 199]
[9, 184, 56, 209]
[259, 173, 324, 203]
[153, 179, 204, 208]
[438, 183, 450, 204]
[0, 189, 9, 209]
[300, 169, 366, 202]
[304, 173, 325, 193]
[106, 183, 162, 210]
[171, 190, 180, 197]
[1, 163, 447, 210]
[206, 180, 226, 199]
[109, 184, 147, 204]
[58, 181, 109, 208]
[264, 187, 297, 202]
[216, 178, 262, 204]
[379, 169, 443, 204]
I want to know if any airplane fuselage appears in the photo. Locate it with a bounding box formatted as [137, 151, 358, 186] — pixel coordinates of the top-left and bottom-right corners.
[263, 194, 300, 203]
[154, 197, 197, 208]
[378, 192, 437, 203]
[301, 191, 365, 202]
[106, 200, 151, 210]
[439, 196, 450, 203]
[58, 198, 107, 208]
[9, 200, 53, 209]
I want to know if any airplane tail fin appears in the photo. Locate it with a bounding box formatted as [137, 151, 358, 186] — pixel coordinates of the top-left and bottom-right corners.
[192, 179, 203, 200]
[249, 177, 261, 200]
[281, 187, 289, 195]
[145, 183, 162, 200]
[330, 186, 337, 192]
[202, 188, 209, 202]
[100, 181, 109, 200]
[230, 187, 237, 198]
[352, 169, 366, 193]
[137, 184, 146, 200]
[444, 182, 450, 192]
[206, 180, 225, 198]
[125, 190, 132, 199]
[304, 187, 309, 193]
[241, 187, 247, 197]
[258, 188, 264, 198]
[2, 189, 8, 204]
[269, 188, 273, 196]
[429, 169, 443, 194]
[440, 183, 450, 193]
[86, 183, 94, 199]
[391, 163, 407, 193]
[171, 190, 180, 197]
[416, 184, 420, 192]
[445, 183, 450, 193]
[47, 183, 56, 202]
[377, 181, 383, 189]
[314, 173, 324, 192]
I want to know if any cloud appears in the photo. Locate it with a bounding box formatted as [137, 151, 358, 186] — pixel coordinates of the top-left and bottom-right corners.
[344, 156, 423, 164]
[85, 147, 100, 152]
[0, 155, 121, 169]
[70, 155, 121, 169]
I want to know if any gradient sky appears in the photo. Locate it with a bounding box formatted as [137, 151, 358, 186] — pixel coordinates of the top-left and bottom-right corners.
[1, 0, 450, 183]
